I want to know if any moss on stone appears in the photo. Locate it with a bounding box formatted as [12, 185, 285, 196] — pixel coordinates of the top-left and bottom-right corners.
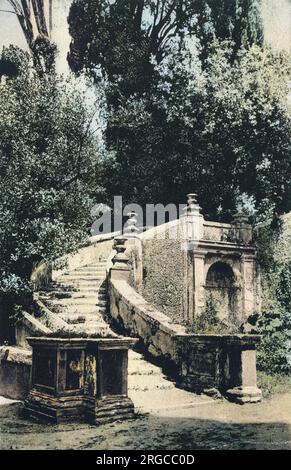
[142, 230, 184, 323]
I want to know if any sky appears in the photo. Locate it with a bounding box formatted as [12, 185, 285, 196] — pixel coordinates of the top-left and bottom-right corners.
[0, 0, 71, 74]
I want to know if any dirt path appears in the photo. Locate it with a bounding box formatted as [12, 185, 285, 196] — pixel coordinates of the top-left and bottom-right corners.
[1, 393, 291, 450]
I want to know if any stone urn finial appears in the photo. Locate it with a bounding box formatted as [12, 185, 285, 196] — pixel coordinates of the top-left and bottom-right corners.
[231, 211, 252, 245]
[233, 211, 250, 225]
[124, 211, 138, 237]
[186, 193, 200, 215]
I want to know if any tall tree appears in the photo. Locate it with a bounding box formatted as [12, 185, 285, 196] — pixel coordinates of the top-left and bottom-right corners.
[192, 0, 263, 58]
[0, 46, 103, 316]
[4, 0, 56, 75]
[68, 0, 202, 98]
[67, 0, 288, 221]
[68, 0, 263, 83]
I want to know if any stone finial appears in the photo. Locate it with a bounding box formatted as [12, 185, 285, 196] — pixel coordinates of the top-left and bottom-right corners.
[180, 193, 204, 244]
[187, 193, 200, 215]
[232, 211, 249, 225]
[124, 211, 138, 237]
[231, 211, 252, 245]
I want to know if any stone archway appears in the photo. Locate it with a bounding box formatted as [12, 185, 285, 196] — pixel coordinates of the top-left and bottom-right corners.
[205, 262, 238, 323]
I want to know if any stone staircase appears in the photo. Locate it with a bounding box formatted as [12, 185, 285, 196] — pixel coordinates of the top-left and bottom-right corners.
[128, 350, 212, 414]
[38, 260, 212, 414]
[38, 260, 111, 335]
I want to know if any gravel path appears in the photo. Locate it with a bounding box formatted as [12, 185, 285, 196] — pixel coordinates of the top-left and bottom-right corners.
[1, 393, 290, 450]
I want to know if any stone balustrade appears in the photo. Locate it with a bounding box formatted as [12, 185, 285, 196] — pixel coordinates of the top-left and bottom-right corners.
[109, 277, 262, 403]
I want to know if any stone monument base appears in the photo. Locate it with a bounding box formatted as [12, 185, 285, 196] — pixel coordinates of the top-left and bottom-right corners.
[85, 396, 135, 425]
[226, 386, 262, 404]
[25, 391, 135, 424]
[24, 336, 137, 425]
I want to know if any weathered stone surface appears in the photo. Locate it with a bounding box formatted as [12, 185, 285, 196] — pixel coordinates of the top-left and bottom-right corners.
[24, 336, 137, 424]
[139, 201, 261, 325]
[15, 312, 51, 349]
[109, 278, 262, 402]
[0, 346, 32, 400]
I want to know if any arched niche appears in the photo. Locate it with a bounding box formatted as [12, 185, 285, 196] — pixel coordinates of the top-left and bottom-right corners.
[205, 262, 238, 323]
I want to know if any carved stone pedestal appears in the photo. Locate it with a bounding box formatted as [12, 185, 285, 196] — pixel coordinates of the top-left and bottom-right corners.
[24, 337, 137, 424]
[225, 337, 262, 404]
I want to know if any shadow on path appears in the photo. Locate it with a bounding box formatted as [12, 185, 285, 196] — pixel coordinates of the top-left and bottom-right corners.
[0, 402, 290, 450]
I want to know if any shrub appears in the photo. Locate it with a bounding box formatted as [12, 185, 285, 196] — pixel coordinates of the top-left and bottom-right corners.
[247, 309, 291, 374]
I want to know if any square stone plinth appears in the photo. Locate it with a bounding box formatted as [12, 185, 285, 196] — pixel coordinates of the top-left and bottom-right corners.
[24, 337, 137, 424]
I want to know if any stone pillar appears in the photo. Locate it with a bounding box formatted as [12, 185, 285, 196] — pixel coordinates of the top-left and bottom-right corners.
[182, 194, 206, 321]
[124, 211, 143, 289]
[110, 236, 131, 281]
[225, 336, 262, 404]
[183, 250, 194, 321]
[192, 250, 208, 318]
[124, 211, 139, 238]
[232, 212, 253, 245]
[185, 193, 204, 243]
[241, 253, 257, 321]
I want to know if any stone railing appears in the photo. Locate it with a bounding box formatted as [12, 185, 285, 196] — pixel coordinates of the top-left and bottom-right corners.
[109, 277, 262, 403]
[17, 232, 121, 347]
[52, 231, 120, 280]
[108, 209, 262, 403]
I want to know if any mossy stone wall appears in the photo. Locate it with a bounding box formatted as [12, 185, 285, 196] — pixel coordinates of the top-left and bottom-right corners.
[142, 232, 184, 323]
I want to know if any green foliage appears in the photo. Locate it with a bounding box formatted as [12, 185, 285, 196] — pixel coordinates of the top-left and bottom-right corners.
[190, 295, 219, 333]
[68, 0, 263, 79]
[0, 46, 102, 312]
[68, 0, 203, 88]
[252, 217, 291, 374]
[188, 295, 238, 334]
[104, 43, 291, 218]
[31, 36, 57, 77]
[68, 1, 290, 218]
[247, 310, 291, 374]
[258, 370, 291, 398]
[193, 0, 263, 60]
[142, 233, 184, 322]
[254, 217, 282, 273]
[276, 262, 291, 311]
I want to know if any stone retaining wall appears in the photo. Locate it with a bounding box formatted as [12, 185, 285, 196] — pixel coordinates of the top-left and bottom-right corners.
[0, 346, 32, 400]
[109, 277, 262, 402]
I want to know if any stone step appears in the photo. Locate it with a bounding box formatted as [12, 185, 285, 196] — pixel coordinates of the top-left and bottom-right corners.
[46, 302, 107, 313]
[59, 306, 107, 316]
[128, 374, 175, 392]
[71, 324, 110, 335]
[46, 298, 98, 306]
[71, 269, 106, 275]
[127, 350, 178, 393]
[57, 279, 103, 285]
[56, 282, 102, 291]
[60, 307, 107, 316]
[60, 313, 107, 324]
[47, 295, 106, 304]
[80, 324, 112, 335]
[65, 267, 106, 273]
[49, 283, 78, 291]
[44, 289, 101, 297]
[60, 275, 104, 281]
[76, 265, 107, 271]
[128, 362, 162, 376]
[74, 263, 107, 268]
